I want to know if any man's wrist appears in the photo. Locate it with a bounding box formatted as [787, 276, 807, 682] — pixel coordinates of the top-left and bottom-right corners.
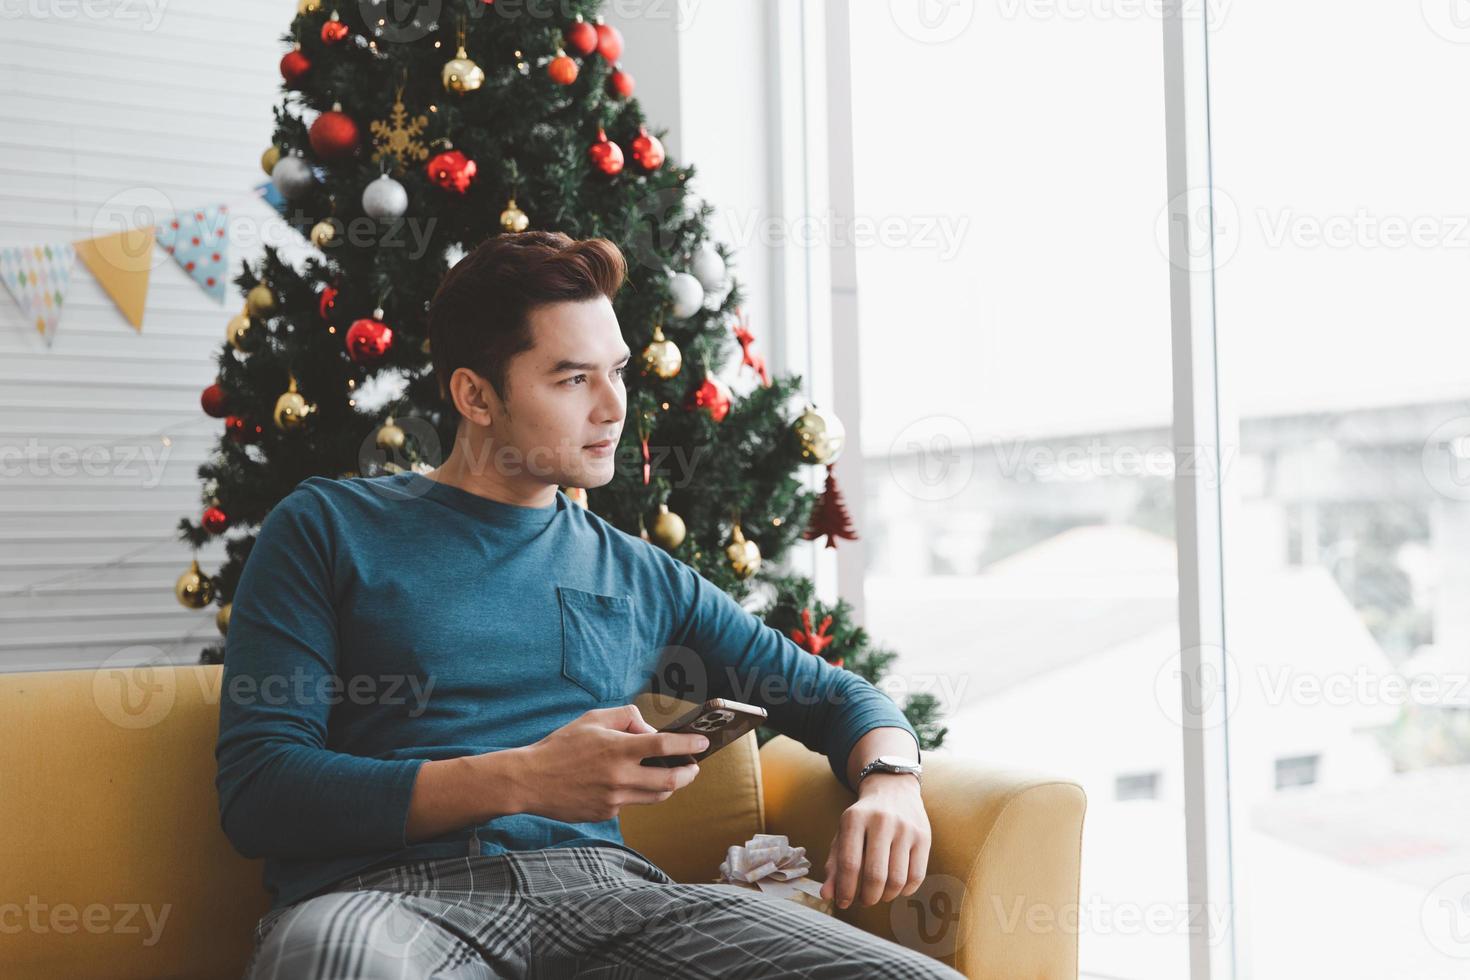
[856, 770, 922, 797]
[472, 745, 533, 819]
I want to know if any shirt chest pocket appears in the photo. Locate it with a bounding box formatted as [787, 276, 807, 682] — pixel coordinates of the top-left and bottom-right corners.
[558, 586, 638, 703]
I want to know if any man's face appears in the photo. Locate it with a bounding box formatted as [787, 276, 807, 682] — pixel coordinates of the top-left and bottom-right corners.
[483, 296, 629, 490]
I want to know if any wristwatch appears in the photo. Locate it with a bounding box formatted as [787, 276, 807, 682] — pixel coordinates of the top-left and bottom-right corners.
[856, 754, 923, 787]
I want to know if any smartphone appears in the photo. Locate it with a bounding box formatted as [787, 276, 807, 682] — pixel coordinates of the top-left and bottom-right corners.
[639, 698, 768, 767]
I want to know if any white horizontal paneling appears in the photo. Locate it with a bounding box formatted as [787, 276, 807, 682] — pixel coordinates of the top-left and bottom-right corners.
[0, 2, 287, 671]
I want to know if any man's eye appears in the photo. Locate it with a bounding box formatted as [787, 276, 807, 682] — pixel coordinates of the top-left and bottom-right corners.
[614, 365, 628, 378]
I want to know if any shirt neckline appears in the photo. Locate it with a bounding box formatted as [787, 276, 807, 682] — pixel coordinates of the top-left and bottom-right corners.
[397, 471, 565, 527]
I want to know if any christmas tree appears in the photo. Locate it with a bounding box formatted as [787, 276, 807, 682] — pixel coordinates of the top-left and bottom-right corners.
[175, 0, 945, 751]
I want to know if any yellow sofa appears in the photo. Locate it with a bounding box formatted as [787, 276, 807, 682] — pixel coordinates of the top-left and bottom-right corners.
[0, 665, 1085, 979]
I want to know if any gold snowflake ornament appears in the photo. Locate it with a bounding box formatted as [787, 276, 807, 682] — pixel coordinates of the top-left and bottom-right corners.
[371, 88, 430, 174]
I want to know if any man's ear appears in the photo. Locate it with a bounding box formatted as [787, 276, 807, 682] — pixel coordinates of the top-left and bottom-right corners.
[448, 367, 496, 427]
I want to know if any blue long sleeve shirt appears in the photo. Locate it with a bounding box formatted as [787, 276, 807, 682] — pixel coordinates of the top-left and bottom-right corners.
[215, 470, 919, 911]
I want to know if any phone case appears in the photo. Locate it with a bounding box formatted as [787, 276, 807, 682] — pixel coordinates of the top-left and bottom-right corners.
[639, 698, 768, 767]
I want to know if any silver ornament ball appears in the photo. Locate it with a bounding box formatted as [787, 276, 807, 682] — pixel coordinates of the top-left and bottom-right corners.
[271, 154, 316, 200]
[362, 174, 409, 220]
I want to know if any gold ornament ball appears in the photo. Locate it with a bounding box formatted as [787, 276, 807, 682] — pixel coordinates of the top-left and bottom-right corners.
[500, 199, 530, 233]
[226, 310, 253, 351]
[297, 0, 320, 13]
[175, 559, 215, 610]
[793, 403, 846, 465]
[376, 417, 406, 451]
[310, 220, 337, 248]
[216, 602, 232, 635]
[640, 324, 682, 380]
[650, 503, 686, 550]
[261, 145, 281, 176]
[726, 525, 761, 579]
[246, 284, 276, 317]
[564, 486, 588, 508]
[442, 48, 485, 93]
[273, 390, 317, 431]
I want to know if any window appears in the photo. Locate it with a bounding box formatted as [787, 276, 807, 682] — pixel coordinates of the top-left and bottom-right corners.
[1117, 771, 1163, 802]
[1271, 756, 1319, 792]
[846, 6, 1187, 977]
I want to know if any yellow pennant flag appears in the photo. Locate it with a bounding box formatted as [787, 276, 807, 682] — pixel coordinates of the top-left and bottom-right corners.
[75, 226, 155, 331]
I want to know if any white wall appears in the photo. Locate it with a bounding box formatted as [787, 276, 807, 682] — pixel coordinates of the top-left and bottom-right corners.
[0, 3, 286, 671]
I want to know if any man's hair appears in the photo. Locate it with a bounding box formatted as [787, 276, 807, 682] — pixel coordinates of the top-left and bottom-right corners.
[427, 231, 627, 410]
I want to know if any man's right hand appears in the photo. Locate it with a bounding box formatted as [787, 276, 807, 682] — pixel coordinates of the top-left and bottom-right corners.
[509, 704, 706, 823]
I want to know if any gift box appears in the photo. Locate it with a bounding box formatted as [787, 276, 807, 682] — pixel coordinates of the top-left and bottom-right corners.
[713, 833, 834, 916]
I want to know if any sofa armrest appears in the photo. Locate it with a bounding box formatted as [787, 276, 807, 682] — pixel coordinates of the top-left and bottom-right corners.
[758, 735, 1086, 980]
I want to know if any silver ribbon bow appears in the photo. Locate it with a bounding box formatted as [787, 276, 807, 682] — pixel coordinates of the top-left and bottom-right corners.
[717, 833, 826, 902]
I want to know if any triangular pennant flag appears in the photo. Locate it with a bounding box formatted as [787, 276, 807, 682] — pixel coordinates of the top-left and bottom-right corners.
[0, 243, 77, 346]
[157, 204, 230, 303]
[75, 226, 155, 331]
[255, 180, 288, 217]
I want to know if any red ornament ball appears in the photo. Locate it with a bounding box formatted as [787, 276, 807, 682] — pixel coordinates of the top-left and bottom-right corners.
[426, 149, 477, 194]
[200, 382, 228, 419]
[225, 415, 263, 444]
[588, 128, 624, 176]
[202, 505, 230, 535]
[565, 19, 598, 56]
[631, 125, 665, 171]
[321, 18, 349, 45]
[345, 316, 394, 365]
[607, 67, 635, 99]
[280, 49, 311, 87]
[309, 108, 359, 162]
[596, 22, 624, 61]
[318, 284, 338, 322]
[684, 375, 732, 423]
[548, 54, 579, 86]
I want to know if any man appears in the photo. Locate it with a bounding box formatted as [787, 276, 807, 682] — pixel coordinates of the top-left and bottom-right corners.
[219, 231, 961, 978]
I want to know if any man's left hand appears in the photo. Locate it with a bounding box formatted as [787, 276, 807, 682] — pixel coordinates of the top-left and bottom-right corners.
[819, 774, 930, 909]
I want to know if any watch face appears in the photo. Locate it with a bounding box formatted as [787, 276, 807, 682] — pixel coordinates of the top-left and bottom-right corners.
[877, 755, 918, 769]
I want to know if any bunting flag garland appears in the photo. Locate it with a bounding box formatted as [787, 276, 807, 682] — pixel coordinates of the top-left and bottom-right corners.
[0, 243, 77, 346]
[156, 204, 231, 303]
[75, 226, 155, 330]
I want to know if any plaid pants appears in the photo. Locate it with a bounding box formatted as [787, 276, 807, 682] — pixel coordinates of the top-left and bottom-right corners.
[242, 844, 965, 979]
